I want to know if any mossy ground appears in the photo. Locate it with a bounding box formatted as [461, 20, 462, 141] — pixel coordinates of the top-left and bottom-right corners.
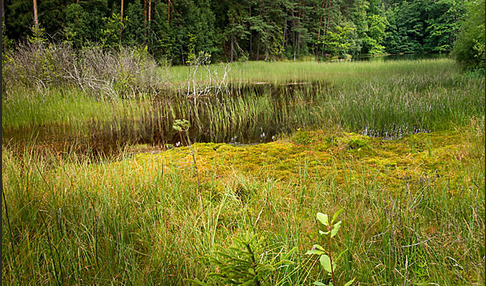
[118, 129, 477, 197]
[14, 127, 475, 284]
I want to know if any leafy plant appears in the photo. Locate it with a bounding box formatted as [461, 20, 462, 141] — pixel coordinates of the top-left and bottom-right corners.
[306, 209, 355, 286]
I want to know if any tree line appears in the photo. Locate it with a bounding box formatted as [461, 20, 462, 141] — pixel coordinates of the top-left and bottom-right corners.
[2, 0, 483, 66]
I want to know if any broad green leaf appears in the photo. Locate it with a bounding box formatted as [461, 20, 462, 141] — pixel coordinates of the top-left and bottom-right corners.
[317, 212, 329, 226]
[330, 221, 342, 237]
[331, 208, 344, 224]
[344, 278, 356, 286]
[313, 282, 326, 286]
[306, 249, 325, 255]
[319, 254, 332, 272]
[319, 230, 330, 235]
[313, 244, 325, 251]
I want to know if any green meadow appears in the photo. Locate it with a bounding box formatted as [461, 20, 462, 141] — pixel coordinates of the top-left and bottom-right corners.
[2, 58, 485, 285]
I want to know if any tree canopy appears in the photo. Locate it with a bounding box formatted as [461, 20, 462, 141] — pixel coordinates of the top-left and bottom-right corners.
[452, 0, 485, 70]
[2, 0, 478, 64]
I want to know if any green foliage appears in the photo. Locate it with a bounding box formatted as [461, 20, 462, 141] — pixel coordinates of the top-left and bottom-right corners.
[3, 0, 471, 62]
[64, 1, 108, 48]
[192, 232, 294, 285]
[384, 0, 425, 54]
[424, 0, 465, 53]
[173, 119, 190, 132]
[27, 25, 47, 45]
[323, 23, 357, 58]
[187, 33, 198, 64]
[124, 0, 146, 47]
[363, 14, 388, 55]
[101, 13, 124, 48]
[2, 20, 14, 53]
[307, 210, 355, 286]
[452, 0, 485, 70]
[269, 29, 285, 60]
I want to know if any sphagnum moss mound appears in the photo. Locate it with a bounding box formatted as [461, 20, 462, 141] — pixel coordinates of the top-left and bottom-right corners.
[4, 127, 483, 284]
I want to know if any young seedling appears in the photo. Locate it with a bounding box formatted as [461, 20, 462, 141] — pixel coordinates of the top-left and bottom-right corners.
[188, 232, 295, 285]
[306, 209, 355, 286]
[173, 119, 202, 207]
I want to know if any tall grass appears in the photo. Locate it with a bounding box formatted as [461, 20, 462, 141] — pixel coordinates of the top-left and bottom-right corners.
[4, 59, 484, 149]
[167, 58, 459, 84]
[2, 122, 484, 284]
[2, 56, 485, 284]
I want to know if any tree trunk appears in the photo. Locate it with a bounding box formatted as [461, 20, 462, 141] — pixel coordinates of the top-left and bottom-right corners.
[148, 0, 152, 44]
[144, 0, 147, 28]
[316, 0, 325, 60]
[291, 8, 296, 61]
[120, 0, 124, 44]
[230, 35, 234, 62]
[120, 0, 124, 22]
[256, 37, 260, 61]
[148, 0, 151, 24]
[324, 0, 331, 55]
[317, 0, 325, 41]
[283, 18, 287, 48]
[297, 1, 302, 57]
[144, 0, 147, 41]
[168, 0, 171, 25]
[33, 0, 39, 32]
[249, 5, 252, 59]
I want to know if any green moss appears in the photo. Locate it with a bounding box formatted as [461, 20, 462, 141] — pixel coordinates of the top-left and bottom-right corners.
[115, 129, 475, 197]
[347, 138, 368, 150]
[291, 130, 313, 145]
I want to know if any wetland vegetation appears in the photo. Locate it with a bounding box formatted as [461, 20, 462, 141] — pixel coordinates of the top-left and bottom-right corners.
[2, 47, 485, 284]
[2, 0, 485, 286]
[2, 0, 485, 283]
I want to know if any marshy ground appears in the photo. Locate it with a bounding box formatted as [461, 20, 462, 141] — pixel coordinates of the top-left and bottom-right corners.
[2, 55, 485, 285]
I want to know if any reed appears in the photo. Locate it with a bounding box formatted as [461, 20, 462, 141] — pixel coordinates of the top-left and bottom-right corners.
[4, 59, 483, 149]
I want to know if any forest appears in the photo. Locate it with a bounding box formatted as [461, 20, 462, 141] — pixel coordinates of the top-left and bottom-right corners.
[3, 0, 482, 65]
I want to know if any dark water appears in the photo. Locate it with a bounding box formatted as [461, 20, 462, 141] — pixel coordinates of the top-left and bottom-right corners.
[353, 53, 449, 62]
[3, 81, 326, 158]
[4, 54, 443, 159]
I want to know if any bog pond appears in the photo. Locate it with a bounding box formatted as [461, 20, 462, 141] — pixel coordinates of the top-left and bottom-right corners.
[3, 57, 483, 160]
[3, 81, 333, 157]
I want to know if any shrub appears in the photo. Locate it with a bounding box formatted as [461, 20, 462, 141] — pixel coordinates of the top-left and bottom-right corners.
[2, 42, 167, 99]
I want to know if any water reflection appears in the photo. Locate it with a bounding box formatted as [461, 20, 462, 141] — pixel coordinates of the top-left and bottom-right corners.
[353, 53, 449, 62]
